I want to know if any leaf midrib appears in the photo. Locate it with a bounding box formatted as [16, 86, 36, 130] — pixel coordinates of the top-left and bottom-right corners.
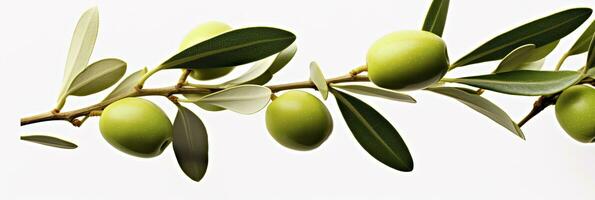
[455, 12, 588, 66]
[335, 92, 408, 167]
[162, 36, 294, 69]
[68, 63, 124, 94]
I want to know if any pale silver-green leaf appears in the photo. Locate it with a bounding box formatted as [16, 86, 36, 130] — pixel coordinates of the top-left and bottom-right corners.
[103, 67, 147, 102]
[309, 62, 328, 100]
[222, 55, 276, 86]
[331, 84, 416, 103]
[452, 70, 582, 96]
[426, 87, 524, 139]
[21, 135, 78, 149]
[568, 20, 595, 56]
[495, 44, 538, 73]
[196, 85, 271, 114]
[67, 58, 126, 96]
[59, 7, 99, 99]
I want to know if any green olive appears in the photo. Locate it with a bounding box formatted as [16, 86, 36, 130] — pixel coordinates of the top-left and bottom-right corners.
[180, 21, 234, 80]
[367, 30, 449, 90]
[99, 97, 173, 157]
[265, 91, 333, 151]
[555, 85, 595, 143]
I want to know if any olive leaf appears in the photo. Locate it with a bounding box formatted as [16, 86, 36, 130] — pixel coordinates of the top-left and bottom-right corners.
[67, 58, 127, 96]
[21, 135, 78, 149]
[495, 44, 548, 73]
[221, 43, 297, 86]
[160, 27, 296, 70]
[422, 0, 449, 37]
[194, 85, 271, 114]
[426, 87, 525, 139]
[310, 62, 329, 100]
[451, 8, 592, 68]
[331, 84, 416, 103]
[332, 89, 414, 172]
[495, 44, 539, 73]
[451, 70, 582, 96]
[587, 33, 595, 71]
[58, 7, 99, 100]
[173, 106, 209, 182]
[568, 20, 595, 56]
[103, 67, 147, 102]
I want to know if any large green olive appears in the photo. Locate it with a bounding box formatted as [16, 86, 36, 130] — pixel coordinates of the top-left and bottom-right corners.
[179, 21, 234, 80]
[555, 85, 595, 143]
[99, 97, 173, 157]
[265, 91, 333, 151]
[367, 30, 449, 90]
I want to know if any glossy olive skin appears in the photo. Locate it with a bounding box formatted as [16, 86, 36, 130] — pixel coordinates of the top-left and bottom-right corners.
[555, 85, 595, 143]
[180, 21, 234, 80]
[99, 98, 173, 157]
[265, 91, 333, 151]
[367, 30, 449, 90]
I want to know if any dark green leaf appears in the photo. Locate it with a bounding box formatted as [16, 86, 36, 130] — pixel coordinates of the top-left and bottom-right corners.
[68, 58, 127, 96]
[161, 27, 296, 69]
[21, 135, 78, 149]
[173, 106, 209, 182]
[332, 89, 413, 172]
[587, 33, 595, 70]
[103, 67, 147, 102]
[426, 87, 524, 139]
[568, 20, 595, 56]
[452, 8, 592, 68]
[452, 70, 582, 96]
[422, 0, 449, 37]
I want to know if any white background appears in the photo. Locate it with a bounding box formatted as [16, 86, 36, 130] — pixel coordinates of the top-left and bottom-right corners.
[1, 0, 594, 199]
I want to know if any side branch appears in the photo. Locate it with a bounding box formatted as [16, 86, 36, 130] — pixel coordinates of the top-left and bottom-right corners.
[518, 77, 594, 127]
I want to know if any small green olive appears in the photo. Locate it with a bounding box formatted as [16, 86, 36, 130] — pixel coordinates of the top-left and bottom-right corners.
[555, 85, 595, 143]
[265, 91, 333, 151]
[99, 97, 173, 158]
[180, 21, 234, 80]
[367, 30, 449, 90]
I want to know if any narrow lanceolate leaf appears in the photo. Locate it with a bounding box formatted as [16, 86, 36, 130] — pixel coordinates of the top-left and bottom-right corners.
[310, 62, 329, 100]
[332, 89, 413, 172]
[568, 20, 595, 56]
[67, 58, 126, 96]
[495, 44, 539, 73]
[331, 84, 416, 103]
[160, 27, 296, 69]
[222, 43, 297, 86]
[173, 106, 209, 182]
[267, 43, 297, 74]
[426, 87, 524, 139]
[59, 7, 99, 99]
[21, 135, 78, 149]
[452, 8, 592, 68]
[223, 56, 276, 86]
[422, 0, 449, 37]
[103, 67, 147, 102]
[452, 70, 582, 96]
[195, 85, 271, 114]
[587, 33, 595, 70]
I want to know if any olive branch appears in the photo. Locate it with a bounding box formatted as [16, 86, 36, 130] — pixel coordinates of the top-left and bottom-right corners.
[19, 0, 595, 182]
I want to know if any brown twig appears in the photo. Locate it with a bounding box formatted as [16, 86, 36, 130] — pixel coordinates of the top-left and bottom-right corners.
[20, 73, 369, 126]
[518, 77, 594, 127]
